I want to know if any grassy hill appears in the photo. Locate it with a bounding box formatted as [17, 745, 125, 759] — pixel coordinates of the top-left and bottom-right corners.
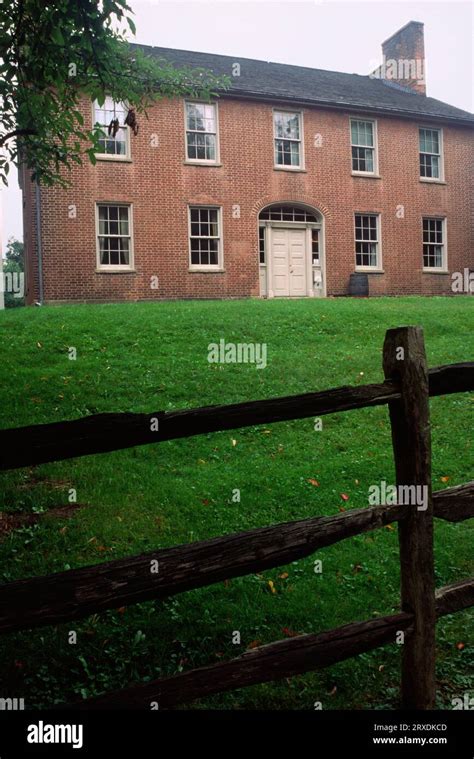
[0, 296, 472, 709]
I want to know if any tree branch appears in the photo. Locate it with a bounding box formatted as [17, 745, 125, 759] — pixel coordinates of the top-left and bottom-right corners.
[0, 128, 38, 148]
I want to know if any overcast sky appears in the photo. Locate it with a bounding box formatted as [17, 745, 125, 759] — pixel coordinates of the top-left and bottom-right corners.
[1, 0, 472, 253]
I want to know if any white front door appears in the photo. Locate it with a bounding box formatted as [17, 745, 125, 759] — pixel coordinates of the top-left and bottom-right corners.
[271, 228, 307, 297]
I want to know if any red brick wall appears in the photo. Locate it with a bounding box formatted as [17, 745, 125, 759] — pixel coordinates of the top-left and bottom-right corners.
[23, 95, 474, 302]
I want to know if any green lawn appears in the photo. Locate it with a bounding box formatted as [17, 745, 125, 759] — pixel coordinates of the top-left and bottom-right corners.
[0, 296, 472, 710]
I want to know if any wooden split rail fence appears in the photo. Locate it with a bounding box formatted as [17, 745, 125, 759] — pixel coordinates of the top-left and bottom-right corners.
[0, 326, 473, 709]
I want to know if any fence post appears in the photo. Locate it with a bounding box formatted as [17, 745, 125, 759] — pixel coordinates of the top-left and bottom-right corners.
[383, 326, 436, 709]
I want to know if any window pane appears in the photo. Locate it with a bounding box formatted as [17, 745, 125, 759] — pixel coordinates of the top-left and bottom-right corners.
[352, 120, 373, 147]
[290, 141, 300, 165]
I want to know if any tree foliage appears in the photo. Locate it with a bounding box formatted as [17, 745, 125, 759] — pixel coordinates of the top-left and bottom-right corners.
[5, 236, 24, 266]
[2, 238, 24, 307]
[0, 0, 229, 185]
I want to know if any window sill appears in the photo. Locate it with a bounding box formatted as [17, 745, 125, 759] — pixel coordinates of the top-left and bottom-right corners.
[273, 166, 306, 173]
[355, 268, 384, 274]
[419, 178, 446, 185]
[95, 155, 132, 163]
[188, 267, 225, 273]
[351, 172, 381, 179]
[184, 161, 223, 167]
[422, 269, 449, 274]
[95, 268, 136, 274]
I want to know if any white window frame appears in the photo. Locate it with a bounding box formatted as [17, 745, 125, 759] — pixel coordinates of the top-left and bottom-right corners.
[188, 205, 223, 271]
[273, 109, 304, 170]
[419, 127, 444, 182]
[184, 101, 220, 164]
[354, 212, 382, 271]
[92, 98, 131, 161]
[422, 216, 447, 272]
[350, 117, 378, 176]
[95, 203, 134, 271]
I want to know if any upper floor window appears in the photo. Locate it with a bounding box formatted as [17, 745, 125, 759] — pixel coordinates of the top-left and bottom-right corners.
[96, 204, 133, 270]
[185, 102, 218, 162]
[273, 111, 302, 168]
[351, 119, 376, 173]
[423, 218, 446, 269]
[355, 213, 380, 268]
[93, 98, 129, 158]
[189, 207, 222, 269]
[419, 128, 442, 179]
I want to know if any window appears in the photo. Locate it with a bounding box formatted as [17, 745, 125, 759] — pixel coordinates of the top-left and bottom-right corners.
[259, 205, 317, 223]
[423, 218, 445, 269]
[274, 111, 302, 167]
[96, 204, 132, 269]
[312, 229, 320, 265]
[189, 207, 221, 268]
[351, 119, 376, 173]
[185, 102, 218, 162]
[355, 214, 380, 268]
[93, 98, 129, 158]
[419, 128, 442, 179]
[259, 226, 266, 264]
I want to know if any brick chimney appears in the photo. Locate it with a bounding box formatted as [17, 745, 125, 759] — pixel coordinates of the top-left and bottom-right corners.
[375, 21, 426, 95]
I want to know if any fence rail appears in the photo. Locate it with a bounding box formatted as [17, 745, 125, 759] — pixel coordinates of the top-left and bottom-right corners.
[0, 362, 473, 471]
[1, 326, 473, 710]
[0, 482, 472, 636]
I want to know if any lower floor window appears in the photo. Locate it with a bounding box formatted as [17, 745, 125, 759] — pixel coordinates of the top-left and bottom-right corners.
[97, 204, 132, 268]
[312, 229, 320, 265]
[355, 213, 379, 268]
[259, 226, 266, 264]
[189, 207, 221, 267]
[423, 218, 445, 269]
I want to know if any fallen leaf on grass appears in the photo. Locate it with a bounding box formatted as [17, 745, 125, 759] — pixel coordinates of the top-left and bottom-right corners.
[282, 627, 300, 638]
[268, 580, 277, 594]
[247, 640, 261, 649]
[307, 478, 319, 487]
[279, 572, 289, 580]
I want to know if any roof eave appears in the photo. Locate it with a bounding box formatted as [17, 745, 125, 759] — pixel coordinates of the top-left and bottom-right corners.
[216, 88, 474, 128]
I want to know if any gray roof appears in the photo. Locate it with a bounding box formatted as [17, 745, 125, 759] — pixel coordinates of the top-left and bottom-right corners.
[135, 44, 474, 126]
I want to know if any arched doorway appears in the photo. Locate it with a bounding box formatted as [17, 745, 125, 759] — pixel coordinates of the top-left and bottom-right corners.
[258, 204, 325, 298]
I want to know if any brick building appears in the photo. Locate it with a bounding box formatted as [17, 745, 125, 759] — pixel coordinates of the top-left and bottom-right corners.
[21, 21, 474, 304]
